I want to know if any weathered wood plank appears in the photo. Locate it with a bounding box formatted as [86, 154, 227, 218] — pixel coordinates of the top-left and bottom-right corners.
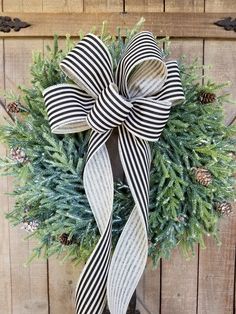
[161, 248, 199, 314]
[198, 4, 236, 313]
[48, 257, 84, 314]
[161, 42, 203, 314]
[165, 0, 204, 12]
[3, 0, 43, 12]
[204, 40, 236, 125]
[42, 0, 83, 13]
[125, 0, 163, 12]
[205, 0, 236, 12]
[0, 38, 12, 314]
[162, 5, 204, 312]
[141, 259, 161, 314]
[3, 0, 48, 314]
[198, 211, 236, 314]
[4, 37, 48, 314]
[3, 3, 49, 313]
[197, 38, 236, 314]
[168, 39, 203, 64]
[161, 2, 204, 313]
[1, 12, 236, 38]
[84, 0, 123, 12]
[204, 0, 236, 125]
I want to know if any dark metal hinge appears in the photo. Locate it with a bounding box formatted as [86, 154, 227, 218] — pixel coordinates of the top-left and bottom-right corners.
[214, 17, 236, 32]
[0, 16, 31, 33]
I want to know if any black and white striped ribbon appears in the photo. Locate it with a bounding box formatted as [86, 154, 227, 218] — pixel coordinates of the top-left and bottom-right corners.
[43, 31, 185, 314]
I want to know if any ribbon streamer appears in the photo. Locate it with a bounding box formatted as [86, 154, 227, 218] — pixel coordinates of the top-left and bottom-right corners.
[43, 31, 185, 314]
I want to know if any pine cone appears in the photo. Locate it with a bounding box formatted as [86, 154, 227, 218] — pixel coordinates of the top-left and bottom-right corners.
[198, 91, 216, 104]
[6, 101, 21, 113]
[10, 147, 28, 163]
[193, 167, 213, 186]
[215, 202, 233, 216]
[59, 233, 74, 245]
[21, 220, 39, 232]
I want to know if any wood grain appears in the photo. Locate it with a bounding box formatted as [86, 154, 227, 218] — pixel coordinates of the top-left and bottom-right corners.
[204, 40, 236, 125]
[48, 257, 84, 314]
[198, 211, 236, 314]
[42, 0, 83, 13]
[197, 2, 236, 313]
[161, 40, 203, 313]
[84, 0, 123, 12]
[1, 12, 236, 38]
[161, 248, 199, 314]
[125, 0, 163, 12]
[3, 0, 43, 12]
[4, 37, 48, 314]
[205, 0, 236, 12]
[197, 31, 236, 314]
[162, 2, 204, 314]
[142, 259, 160, 314]
[0, 38, 12, 314]
[3, 2, 48, 314]
[168, 38, 203, 61]
[161, 4, 204, 313]
[205, 0, 236, 125]
[165, 0, 204, 12]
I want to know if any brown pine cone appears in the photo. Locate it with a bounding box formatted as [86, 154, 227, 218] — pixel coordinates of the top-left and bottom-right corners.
[59, 233, 74, 245]
[198, 91, 216, 104]
[21, 220, 39, 232]
[10, 147, 28, 163]
[193, 167, 213, 186]
[215, 202, 233, 216]
[6, 101, 21, 113]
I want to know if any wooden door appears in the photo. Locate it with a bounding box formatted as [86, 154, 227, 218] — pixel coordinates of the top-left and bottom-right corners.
[0, 1, 235, 313]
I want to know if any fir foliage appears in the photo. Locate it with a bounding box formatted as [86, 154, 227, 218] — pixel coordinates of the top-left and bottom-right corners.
[0, 21, 235, 267]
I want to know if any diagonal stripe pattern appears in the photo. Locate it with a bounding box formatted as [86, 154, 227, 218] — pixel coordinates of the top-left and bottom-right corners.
[43, 31, 185, 314]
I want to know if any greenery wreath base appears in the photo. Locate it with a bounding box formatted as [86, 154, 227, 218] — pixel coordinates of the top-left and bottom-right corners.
[0, 21, 235, 268]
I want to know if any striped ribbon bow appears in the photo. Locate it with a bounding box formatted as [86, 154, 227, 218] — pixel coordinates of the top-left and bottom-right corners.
[43, 31, 185, 314]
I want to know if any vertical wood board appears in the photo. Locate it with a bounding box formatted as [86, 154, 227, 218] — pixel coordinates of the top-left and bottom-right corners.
[0, 38, 12, 314]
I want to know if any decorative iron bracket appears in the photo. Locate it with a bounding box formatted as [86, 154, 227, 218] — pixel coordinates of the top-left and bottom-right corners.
[0, 16, 31, 33]
[214, 17, 236, 32]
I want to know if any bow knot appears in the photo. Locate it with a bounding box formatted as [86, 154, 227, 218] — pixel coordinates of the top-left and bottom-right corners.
[43, 31, 185, 314]
[86, 82, 133, 133]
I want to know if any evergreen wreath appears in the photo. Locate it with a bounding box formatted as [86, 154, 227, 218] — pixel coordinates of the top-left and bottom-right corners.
[0, 20, 235, 267]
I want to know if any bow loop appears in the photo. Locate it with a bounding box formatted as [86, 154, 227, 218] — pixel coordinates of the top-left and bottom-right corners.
[124, 98, 172, 141]
[43, 84, 94, 134]
[60, 34, 114, 98]
[152, 60, 185, 105]
[116, 31, 168, 100]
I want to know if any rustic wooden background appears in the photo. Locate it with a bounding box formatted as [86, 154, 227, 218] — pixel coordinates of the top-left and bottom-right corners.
[0, 1, 235, 314]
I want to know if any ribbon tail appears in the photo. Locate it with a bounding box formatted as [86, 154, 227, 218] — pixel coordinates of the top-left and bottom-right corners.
[107, 125, 151, 314]
[75, 130, 113, 314]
